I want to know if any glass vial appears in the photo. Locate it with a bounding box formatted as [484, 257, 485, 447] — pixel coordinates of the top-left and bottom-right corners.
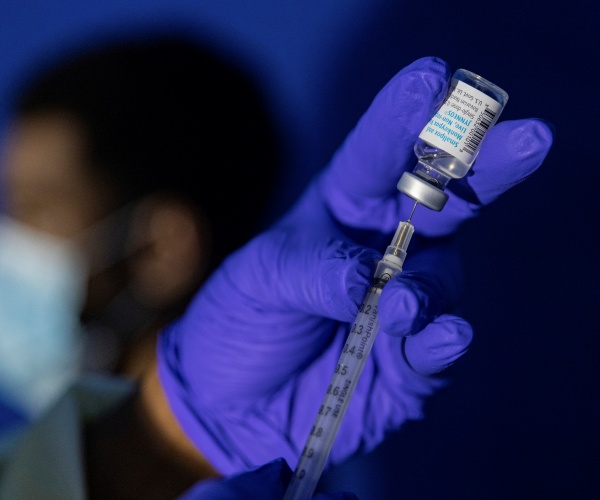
[397, 69, 508, 211]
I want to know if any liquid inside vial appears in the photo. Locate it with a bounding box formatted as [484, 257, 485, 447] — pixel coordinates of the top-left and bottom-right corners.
[414, 141, 471, 180]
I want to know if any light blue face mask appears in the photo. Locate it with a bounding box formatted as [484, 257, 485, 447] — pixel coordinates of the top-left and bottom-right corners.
[0, 216, 86, 418]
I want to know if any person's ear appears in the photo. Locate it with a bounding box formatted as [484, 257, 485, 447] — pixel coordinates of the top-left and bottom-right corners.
[126, 194, 211, 310]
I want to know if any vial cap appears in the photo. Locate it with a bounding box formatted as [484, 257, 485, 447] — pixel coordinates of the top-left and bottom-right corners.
[397, 172, 448, 211]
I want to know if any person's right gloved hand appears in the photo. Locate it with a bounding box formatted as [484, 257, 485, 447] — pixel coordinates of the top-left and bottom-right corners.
[158, 56, 553, 476]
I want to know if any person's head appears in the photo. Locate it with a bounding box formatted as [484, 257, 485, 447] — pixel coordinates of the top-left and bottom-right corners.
[0, 36, 278, 383]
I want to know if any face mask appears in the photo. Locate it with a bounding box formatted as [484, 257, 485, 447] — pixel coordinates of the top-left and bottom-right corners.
[0, 216, 86, 418]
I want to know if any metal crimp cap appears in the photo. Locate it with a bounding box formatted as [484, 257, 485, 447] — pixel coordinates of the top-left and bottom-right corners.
[397, 172, 448, 211]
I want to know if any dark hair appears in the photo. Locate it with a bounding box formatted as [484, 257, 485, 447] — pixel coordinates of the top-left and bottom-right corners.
[17, 36, 279, 271]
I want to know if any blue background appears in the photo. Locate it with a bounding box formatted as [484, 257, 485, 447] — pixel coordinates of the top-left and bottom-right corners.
[0, 1, 598, 498]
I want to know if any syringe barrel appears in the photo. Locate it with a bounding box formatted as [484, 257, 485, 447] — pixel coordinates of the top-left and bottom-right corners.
[284, 221, 414, 500]
[284, 282, 385, 500]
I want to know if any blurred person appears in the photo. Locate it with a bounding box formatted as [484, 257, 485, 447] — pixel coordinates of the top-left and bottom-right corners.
[0, 36, 278, 425]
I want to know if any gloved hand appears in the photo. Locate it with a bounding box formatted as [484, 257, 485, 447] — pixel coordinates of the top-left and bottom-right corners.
[178, 458, 356, 500]
[158, 57, 553, 475]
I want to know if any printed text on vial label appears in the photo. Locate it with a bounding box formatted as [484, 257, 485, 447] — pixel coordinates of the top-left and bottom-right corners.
[418, 79, 501, 165]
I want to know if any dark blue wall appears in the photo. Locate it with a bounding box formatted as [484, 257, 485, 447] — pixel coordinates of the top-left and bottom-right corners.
[0, 1, 597, 498]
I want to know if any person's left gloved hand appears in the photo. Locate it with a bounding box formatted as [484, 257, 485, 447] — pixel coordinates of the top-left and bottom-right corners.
[179, 458, 356, 500]
[158, 57, 553, 475]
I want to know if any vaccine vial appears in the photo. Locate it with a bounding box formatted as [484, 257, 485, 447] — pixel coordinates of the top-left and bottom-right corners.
[397, 69, 508, 211]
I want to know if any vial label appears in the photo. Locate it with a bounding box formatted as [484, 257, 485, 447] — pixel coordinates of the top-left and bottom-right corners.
[418, 79, 502, 165]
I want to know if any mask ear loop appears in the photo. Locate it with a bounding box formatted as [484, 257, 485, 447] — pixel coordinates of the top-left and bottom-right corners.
[74, 200, 149, 277]
[75, 200, 168, 373]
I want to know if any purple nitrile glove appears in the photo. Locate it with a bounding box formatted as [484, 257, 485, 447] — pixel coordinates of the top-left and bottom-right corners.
[178, 458, 356, 500]
[158, 56, 553, 475]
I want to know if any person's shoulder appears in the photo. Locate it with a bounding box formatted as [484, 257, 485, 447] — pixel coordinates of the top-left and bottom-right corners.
[0, 374, 135, 499]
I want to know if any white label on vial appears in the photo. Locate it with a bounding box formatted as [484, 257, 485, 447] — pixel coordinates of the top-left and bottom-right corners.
[418, 79, 502, 165]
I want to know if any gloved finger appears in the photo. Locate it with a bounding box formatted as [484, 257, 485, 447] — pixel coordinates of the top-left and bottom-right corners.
[319, 56, 451, 233]
[164, 233, 381, 406]
[378, 272, 444, 337]
[412, 118, 554, 237]
[403, 314, 473, 376]
[378, 236, 463, 337]
[228, 230, 380, 323]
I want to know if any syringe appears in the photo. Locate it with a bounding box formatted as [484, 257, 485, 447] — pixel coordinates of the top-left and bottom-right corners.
[283, 209, 416, 500]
